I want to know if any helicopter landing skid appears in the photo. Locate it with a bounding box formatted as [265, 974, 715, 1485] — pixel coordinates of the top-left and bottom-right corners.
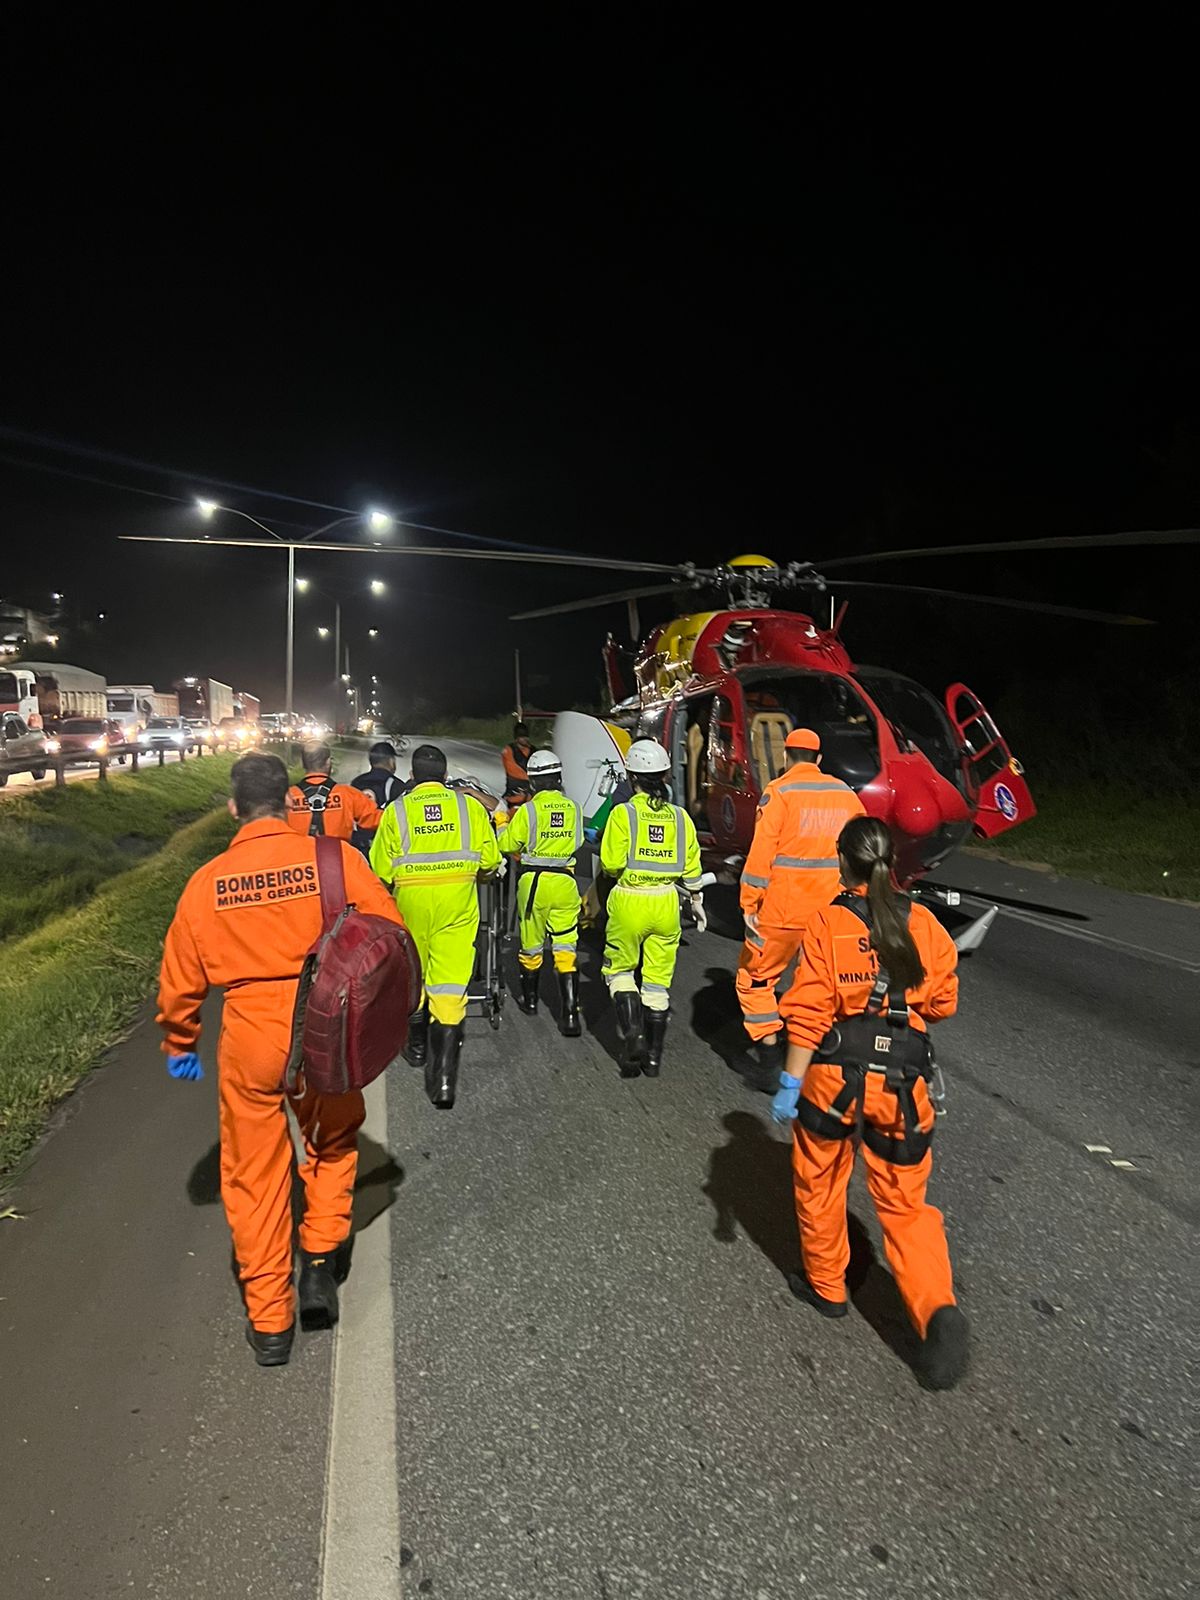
[912, 883, 999, 956]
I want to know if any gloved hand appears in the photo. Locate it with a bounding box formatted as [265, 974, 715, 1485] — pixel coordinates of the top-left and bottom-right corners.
[770, 1071, 802, 1124]
[167, 1053, 205, 1082]
[584, 827, 600, 846]
[689, 892, 708, 933]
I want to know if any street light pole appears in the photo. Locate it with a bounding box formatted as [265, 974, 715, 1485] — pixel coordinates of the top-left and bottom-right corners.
[286, 545, 295, 717]
[334, 600, 341, 707]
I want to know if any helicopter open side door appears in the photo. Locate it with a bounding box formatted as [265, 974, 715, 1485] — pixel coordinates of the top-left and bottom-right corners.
[944, 683, 1037, 839]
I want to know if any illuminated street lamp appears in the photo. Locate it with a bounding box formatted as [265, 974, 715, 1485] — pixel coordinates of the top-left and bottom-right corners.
[317, 626, 330, 639]
[368, 627, 379, 638]
[369, 510, 393, 533]
[370, 579, 386, 595]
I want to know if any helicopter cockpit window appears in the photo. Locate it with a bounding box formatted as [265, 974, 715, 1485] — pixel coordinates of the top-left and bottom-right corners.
[743, 673, 880, 791]
[855, 669, 962, 788]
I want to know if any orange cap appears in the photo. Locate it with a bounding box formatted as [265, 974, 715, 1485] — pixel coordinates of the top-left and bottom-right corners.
[785, 727, 821, 752]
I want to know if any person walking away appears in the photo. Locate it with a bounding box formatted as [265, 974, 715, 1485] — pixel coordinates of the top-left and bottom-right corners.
[501, 719, 534, 809]
[287, 741, 382, 841]
[370, 743, 500, 1108]
[498, 746, 583, 1036]
[599, 738, 705, 1077]
[157, 753, 406, 1367]
[350, 740, 404, 854]
[737, 728, 864, 1078]
[773, 815, 968, 1389]
[353, 740, 404, 807]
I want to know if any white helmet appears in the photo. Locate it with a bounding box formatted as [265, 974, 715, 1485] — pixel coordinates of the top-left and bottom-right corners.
[625, 738, 671, 774]
[526, 749, 563, 779]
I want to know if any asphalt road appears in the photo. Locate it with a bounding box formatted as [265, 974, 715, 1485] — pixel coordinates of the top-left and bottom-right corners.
[2, 747, 1197, 1599]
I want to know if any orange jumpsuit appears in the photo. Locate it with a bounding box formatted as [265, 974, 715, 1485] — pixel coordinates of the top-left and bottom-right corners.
[737, 762, 864, 1040]
[286, 770, 381, 841]
[157, 818, 404, 1334]
[780, 893, 959, 1334]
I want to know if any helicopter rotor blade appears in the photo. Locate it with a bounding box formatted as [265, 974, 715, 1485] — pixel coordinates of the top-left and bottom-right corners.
[831, 580, 1155, 626]
[120, 534, 689, 577]
[510, 583, 690, 621]
[816, 527, 1200, 570]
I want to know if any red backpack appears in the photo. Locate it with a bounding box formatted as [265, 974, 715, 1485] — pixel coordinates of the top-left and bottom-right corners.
[286, 836, 422, 1096]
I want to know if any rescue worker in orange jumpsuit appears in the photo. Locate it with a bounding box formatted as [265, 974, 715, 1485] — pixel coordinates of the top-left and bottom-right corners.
[157, 752, 404, 1367]
[737, 728, 864, 1073]
[286, 740, 381, 840]
[774, 814, 968, 1389]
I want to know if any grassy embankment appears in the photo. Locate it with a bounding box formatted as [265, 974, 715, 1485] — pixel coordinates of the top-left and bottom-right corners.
[0, 757, 240, 1175]
[971, 783, 1200, 902]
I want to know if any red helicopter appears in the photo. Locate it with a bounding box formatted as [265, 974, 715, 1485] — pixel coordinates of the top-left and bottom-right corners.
[512, 545, 1160, 888]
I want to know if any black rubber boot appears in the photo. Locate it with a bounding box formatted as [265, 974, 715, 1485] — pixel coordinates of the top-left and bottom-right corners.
[426, 1020, 464, 1109]
[298, 1249, 340, 1331]
[787, 1270, 849, 1319]
[404, 1004, 429, 1068]
[557, 970, 582, 1037]
[246, 1323, 295, 1367]
[921, 1305, 970, 1390]
[518, 969, 540, 1015]
[642, 1008, 669, 1077]
[613, 990, 646, 1077]
[744, 1032, 784, 1094]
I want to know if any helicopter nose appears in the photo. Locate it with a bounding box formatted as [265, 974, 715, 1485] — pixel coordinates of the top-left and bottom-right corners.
[890, 760, 965, 834]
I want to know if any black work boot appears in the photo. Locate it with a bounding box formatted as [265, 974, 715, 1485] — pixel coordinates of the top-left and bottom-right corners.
[642, 1008, 669, 1077]
[426, 1020, 464, 1109]
[787, 1270, 849, 1319]
[557, 970, 582, 1037]
[745, 1031, 784, 1094]
[404, 1004, 429, 1068]
[246, 1323, 295, 1367]
[613, 990, 646, 1077]
[518, 969, 540, 1015]
[298, 1249, 340, 1331]
[921, 1305, 970, 1390]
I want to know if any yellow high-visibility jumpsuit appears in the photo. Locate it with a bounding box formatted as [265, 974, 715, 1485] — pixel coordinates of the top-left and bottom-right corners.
[600, 793, 703, 1011]
[498, 790, 583, 973]
[370, 781, 500, 1024]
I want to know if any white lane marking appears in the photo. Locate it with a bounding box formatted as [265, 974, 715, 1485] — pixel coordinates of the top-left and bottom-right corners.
[319, 1070, 400, 1598]
[996, 903, 1200, 975]
[1084, 1143, 1112, 1154]
[1110, 1159, 1138, 1171]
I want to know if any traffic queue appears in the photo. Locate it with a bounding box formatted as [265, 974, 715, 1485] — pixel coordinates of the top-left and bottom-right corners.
[156, 726, 969, 1391]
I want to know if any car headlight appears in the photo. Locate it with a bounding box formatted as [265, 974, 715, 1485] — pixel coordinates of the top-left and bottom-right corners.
[139, 731, 151, 743]
[44, 738, 60, 753]
[88, 738, 107, 751]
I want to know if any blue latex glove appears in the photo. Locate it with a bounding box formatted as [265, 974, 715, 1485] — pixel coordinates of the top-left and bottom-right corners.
[770, 1071, 802, 1124]
[167, 1052, 205, 1082]
[584, 827, 600, 846]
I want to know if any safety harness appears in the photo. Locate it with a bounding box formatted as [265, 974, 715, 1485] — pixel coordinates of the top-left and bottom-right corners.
[298, 776, 335, 837]
[795, 893, 935, 1166]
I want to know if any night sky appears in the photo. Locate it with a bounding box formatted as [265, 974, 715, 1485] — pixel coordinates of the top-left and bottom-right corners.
[3, 20, 1197, 748]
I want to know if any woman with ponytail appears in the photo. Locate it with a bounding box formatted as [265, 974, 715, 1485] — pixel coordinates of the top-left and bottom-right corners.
[775, 815, 969, 1389]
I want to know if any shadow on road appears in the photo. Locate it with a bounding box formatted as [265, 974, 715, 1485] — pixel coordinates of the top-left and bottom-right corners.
[703, 1111, 798, 1273]
[691, 967, 776, 1092]
[703, 1111, 924, 1378]
[186, 1131, 404, 1236]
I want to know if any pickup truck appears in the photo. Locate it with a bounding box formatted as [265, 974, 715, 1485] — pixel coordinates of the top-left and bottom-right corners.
[0, 712, 53, 788]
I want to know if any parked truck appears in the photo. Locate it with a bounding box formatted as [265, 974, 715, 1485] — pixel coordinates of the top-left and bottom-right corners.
[12, 661, 107, 729]
[105, 683, 181, 741]
[173, 676, 235, 728]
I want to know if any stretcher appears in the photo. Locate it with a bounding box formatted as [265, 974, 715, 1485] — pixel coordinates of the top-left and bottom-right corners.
[465, 873, 506, 1030]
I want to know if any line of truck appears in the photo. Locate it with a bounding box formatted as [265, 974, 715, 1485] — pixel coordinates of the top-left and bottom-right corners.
[0, 664, 259, 736]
